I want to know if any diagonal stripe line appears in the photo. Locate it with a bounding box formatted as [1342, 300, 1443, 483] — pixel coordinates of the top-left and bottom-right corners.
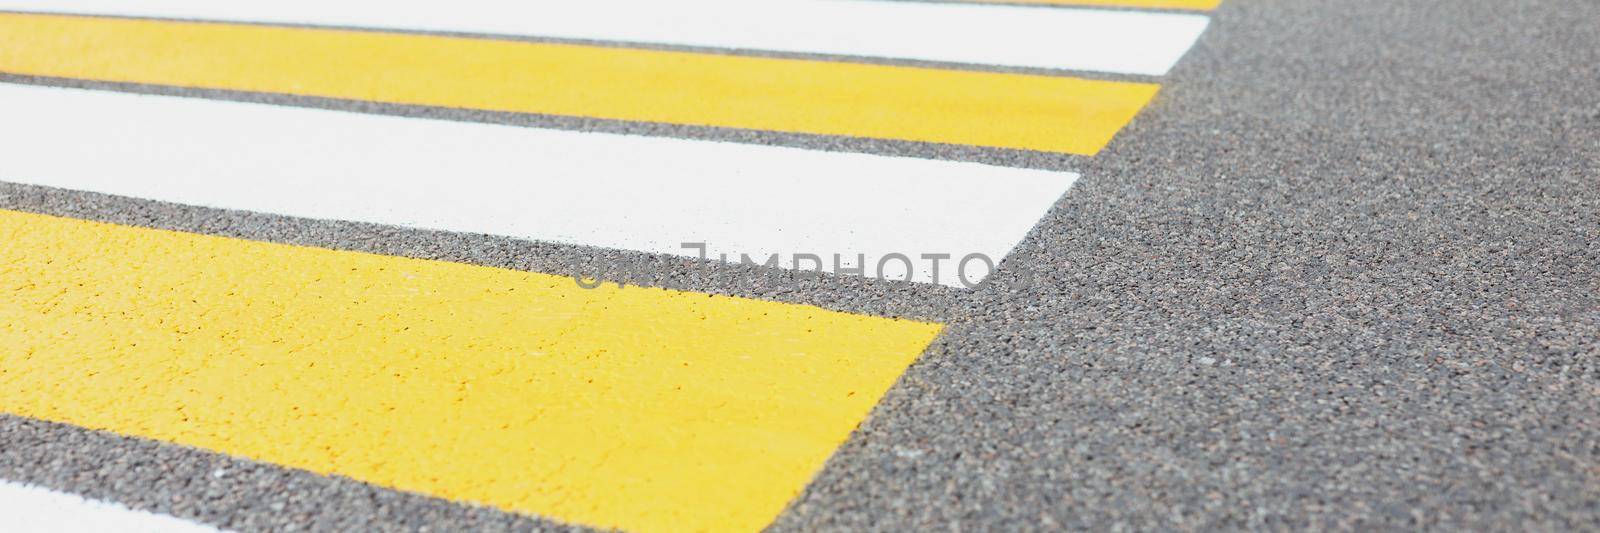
[0, 0, 1211, 76]
[0, 83, 1077, 288]
[0, 12, 1160, 155]
[0, 208, 944, 533]
[0, 72, 1102, 169]
[0, 181, 969, 323]
[1, 414, 577, 532]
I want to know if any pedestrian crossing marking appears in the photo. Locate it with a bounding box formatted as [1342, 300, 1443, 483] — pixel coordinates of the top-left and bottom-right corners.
[0, 208, 943, 533]
[0, 0, 1220, 529]
[0, 12, 1158, 155]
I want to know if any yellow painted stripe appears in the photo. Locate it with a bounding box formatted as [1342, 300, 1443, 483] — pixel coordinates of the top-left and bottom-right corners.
[0, 13, 1158, 155]
[975, 0, 1221, 10]
[0, 209, 943, 532]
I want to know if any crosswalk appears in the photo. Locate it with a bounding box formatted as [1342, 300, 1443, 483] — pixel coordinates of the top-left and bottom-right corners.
[0, 1, 1214, 531]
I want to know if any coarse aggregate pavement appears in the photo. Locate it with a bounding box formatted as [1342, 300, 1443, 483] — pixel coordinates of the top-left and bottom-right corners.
[0, 0, 1596, 531]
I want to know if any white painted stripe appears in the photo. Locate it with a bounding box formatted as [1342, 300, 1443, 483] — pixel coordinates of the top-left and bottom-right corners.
[0, 0, 1209, 76]
[0, 480, 224, 533]
[0, 83, 1075, 287]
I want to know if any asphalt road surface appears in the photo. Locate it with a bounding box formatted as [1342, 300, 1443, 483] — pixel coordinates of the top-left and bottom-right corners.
[1, 0, 1596, 530]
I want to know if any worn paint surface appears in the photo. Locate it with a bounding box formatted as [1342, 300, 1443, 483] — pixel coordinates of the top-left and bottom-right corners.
[0, 209, 943, 532]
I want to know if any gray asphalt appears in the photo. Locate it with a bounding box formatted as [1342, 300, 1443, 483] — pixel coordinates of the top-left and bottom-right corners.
[2, 0, 1598, 530]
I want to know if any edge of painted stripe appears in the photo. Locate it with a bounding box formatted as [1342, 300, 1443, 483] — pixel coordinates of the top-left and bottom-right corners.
[0, 480, 224, 533]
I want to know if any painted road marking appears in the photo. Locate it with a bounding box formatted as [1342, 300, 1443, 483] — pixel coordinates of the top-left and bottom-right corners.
[0, 12, 1158, 155]
[0, 0, 1211, 76]
[0, 480, 224, 533]
[0, 2, 1218, 530]
[0, 208, 943, 533]
[0, 83, 1077, 287]
[969, 0, 1221, 10]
